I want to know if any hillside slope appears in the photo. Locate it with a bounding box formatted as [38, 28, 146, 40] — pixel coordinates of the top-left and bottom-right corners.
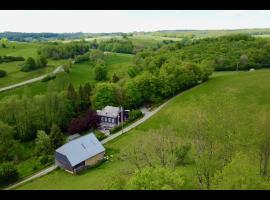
[17, 69, 270, 190]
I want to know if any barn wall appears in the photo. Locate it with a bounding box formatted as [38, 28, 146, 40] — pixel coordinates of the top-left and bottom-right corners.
[85, 151, 105, 166]
[55, 152, 73, 172]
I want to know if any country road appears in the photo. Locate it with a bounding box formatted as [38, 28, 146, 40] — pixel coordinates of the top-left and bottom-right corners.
[0, 66, 64, 93]
[5, 86, 194, 190]
[5, 165, 57, 190]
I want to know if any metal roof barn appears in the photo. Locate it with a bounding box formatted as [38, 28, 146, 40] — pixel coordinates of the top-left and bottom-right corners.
[56, 133, 105, 167]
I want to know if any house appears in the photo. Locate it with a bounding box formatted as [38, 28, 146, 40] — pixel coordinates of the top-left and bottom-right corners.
[55, 133, 105, 174]
[97, 106, 129, 130]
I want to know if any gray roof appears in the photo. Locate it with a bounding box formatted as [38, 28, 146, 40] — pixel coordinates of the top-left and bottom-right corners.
[56, 133, 105, 167]
[97, 106, 121, 118]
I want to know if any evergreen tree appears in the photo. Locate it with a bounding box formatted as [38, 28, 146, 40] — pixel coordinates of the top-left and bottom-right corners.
[49, 124, 65, 150]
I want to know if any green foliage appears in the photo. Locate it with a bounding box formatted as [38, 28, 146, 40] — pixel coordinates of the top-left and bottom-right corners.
[20, 56, 47, 72]
[93, 83, 118, 109]
[94, 131, 107, 141]
[37, 41, 90, 60]
[94, 63, 108, 81]
[74, 52, 90, 63]
[35, 130, 52, 155]
[41, 74, 56, 82]
[0, 92, 72, 141]
[212, 153, 270, 190]
[0, 162, 19, 186]
[0, 69, 7, 78]
[0, 55, 24, 63]
[49, 124, 65, 150]
[99, 38, 134, 54]
[128, 109, 143, 122]
[126, 167, 184, 190]
[0, 121, 17, 163]
[111, 73, 120, 83]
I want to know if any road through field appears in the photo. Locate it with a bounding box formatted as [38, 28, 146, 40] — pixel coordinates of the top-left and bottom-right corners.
[0, 66, 64, 93]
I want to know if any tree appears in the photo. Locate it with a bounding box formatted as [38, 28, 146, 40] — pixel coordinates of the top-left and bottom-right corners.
[0, 69, 7, 78]
[49, 124, 65, 150]
[1, 38, 8, 48]
[93, 83, 118, 109]
[0, 121, 17, 163]
[184, 92, 239, 190]
[21, 57, 36, 72]
[94, 64, 107, 81]
[35, 130, 52, 155]
[67, 83, 78, 111]
[121, 129, 191, 171]
[68, 109, 100, 134]
[212, 152, 270, 190]
[125, 166, 185, 190]
[0, 162, 19, 186]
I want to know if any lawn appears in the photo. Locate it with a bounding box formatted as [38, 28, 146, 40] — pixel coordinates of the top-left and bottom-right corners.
[0, 52, 133, 100]
[16, 69, 270, 190]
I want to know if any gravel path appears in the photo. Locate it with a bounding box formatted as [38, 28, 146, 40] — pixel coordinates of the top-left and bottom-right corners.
[0, 66, 64, 93]
[4, 165, 57, 190]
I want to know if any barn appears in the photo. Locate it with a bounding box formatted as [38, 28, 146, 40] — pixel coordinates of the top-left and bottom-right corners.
[55, 133, 105, 174]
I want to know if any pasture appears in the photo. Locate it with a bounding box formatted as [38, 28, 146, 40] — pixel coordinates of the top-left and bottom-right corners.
[16, 69, 270, 190]
[0, 52, 133, 100]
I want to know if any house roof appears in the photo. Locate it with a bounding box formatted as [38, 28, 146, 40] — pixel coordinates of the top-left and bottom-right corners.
[56, 133, 105, 167]
[97, 106, 122, 118]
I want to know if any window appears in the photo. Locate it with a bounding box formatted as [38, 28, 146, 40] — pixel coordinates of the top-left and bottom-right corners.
[101, 117, 104, 122]
[111, 118, 115, 123]
[108, 118, 111, 123]
[104, 117, 107, 122]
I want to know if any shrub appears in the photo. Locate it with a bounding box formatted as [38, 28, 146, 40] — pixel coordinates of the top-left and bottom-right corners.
[41, 74, 56, 82]
[0, 69, 7, 78]
[94, 131, 107, 141]
[110, 110, 143, 134]
[0, 162, 19, 186]
[39, 155, 49, 165]
[128, 109, 143, 122]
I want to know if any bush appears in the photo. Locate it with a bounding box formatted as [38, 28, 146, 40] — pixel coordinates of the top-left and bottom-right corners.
[128, 109, 143, 122]
[110, 110, 143, 134]
[41, 74, 56, 82]
[39, 155, 49, 165]
[94, 131, 107, 141]
[0, 55, 24, 63]
[74, 52, 90, 63]
[0, 162, 19, 186]
[0, 69, 7, 78]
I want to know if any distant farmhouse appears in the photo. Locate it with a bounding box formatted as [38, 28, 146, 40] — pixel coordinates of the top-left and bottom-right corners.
[97, 106, 129, 131]
[55, 133, 105, 174]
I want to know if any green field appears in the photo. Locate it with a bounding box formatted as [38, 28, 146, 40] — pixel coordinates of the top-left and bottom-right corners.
[0, 42, 69, 88]
[0, 52, 133, 100]
[15, 69, 270, 190]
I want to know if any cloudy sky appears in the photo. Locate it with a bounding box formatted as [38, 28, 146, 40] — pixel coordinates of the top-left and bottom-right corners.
[0, 10, 270, 33]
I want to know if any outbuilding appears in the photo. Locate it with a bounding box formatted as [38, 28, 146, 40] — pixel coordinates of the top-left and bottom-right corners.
[55, 133, 105, 174]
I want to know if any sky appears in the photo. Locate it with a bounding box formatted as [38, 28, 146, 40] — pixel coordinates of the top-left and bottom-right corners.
[0, 10, 270, 33]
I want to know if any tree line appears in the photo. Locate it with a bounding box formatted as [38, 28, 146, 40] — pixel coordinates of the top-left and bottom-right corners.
[147, 34, 270, 71]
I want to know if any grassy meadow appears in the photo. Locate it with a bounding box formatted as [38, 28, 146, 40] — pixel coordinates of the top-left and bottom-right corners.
[0, 42, 69, 88]
[15, 69, 270, 190]
[0, 52, 133, 100]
